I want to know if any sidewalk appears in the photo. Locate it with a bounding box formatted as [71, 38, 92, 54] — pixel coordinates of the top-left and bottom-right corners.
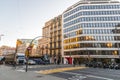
[0, 64, 86, 80]
[0, 65, 66, 80]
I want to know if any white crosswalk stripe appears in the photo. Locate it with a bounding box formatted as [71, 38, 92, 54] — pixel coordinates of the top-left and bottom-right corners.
[63, 72, 114, 80]
[16, 69, 25, 72]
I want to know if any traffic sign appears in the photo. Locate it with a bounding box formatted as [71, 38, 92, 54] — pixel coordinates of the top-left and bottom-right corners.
[27, 47, 31, 50]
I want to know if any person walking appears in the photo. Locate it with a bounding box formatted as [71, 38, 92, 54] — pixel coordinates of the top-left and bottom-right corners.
[73, 59, 76, 67]
[79, 60, 81, 66]
[54, 57, 56, 64]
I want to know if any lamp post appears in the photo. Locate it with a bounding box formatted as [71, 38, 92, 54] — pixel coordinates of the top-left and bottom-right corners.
[25, 36, 50, 72]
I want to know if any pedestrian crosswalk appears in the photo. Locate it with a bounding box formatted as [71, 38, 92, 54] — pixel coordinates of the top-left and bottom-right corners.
[67, 75, 87, 80]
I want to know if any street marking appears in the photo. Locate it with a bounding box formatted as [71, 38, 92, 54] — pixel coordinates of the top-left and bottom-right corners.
[36, 66, 87, 74]
[78, 70, 120, 78]
[62, 72, 114, 80]
[71, 75, 87, 80]
[62, 72, 87, 80]
[16, 69, 25, 72]
[87, 75, 114, 80]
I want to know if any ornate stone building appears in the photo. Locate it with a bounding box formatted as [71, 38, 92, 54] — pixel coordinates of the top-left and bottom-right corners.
[37, 15, 62, 63]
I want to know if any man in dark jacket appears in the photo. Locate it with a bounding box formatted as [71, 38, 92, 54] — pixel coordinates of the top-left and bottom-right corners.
[73, 59, 76, 67]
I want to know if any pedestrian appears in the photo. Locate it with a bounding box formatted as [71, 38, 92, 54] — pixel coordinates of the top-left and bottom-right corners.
[57, 59, 60, 65]
[54, 57, 56, 64]
[79, 61, 81, 65]
[65, 59, 68, 64]
[73, 59, 76, 67]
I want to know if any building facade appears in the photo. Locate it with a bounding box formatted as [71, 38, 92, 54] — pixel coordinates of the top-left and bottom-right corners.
[0, 46, 15, 55]
[37, 37, 50, 56]
[37, 22, 50, 56]
[37, 15, 62, 63]
[62, 0, 120, 64]
[17, 39, 38, 55]
[49, 15, 62, 61]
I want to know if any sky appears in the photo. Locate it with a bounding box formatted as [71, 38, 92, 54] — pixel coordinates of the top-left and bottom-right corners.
[0, 0, 80, 47]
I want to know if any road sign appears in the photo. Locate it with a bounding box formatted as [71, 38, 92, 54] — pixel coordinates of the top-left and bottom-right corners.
[27, 47, 31, 50]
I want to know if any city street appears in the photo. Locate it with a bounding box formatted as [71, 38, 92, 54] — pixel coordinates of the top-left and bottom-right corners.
[0, 65, 65, 80]
[27, 64, 120, 80]
[1, 64, 120, 80]
[0, 0, 120, 80]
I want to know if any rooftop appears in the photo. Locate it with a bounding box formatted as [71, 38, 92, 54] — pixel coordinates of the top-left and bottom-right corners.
[63, 0, 120, 13]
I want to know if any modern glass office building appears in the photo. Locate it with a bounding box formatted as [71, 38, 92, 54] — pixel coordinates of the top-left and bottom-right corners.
[62, 0, 120, 64]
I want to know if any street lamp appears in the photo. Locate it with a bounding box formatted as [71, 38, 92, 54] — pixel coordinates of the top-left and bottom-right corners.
[25, 36, 50, 72]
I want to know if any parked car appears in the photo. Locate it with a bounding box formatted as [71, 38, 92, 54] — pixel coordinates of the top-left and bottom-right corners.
[33, 59, 46, 65]
[28, 60, 36, 65]
[43, 59, 50, 64]
[85, 62, 94, 67]
[103, 63, 109, 69]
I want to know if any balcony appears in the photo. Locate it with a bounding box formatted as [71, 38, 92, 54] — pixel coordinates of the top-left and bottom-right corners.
[54, 28, 57, 32]
[52, 40, 54, 42]
[54, 35, 57, 37]
[57, 39, 61, 42]
[49, 47, 54, 50]
[50, 36, 52, 39]
[49, 45, 61, 49]
[58, 33, 61, 36]
[56, 46, 61, 49]
[58, 27, 61, 31]
[54, 40, 57, 42]
[50, 30, 53, 33]
[45, 47, 49, 49]
[49, 47, 56, 50]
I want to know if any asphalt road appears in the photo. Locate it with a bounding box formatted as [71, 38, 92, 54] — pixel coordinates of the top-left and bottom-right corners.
[50, 67, 120, 80]
[1, 64, 120, 80]
[50, 68, 119, 80]
[20, 64, 120, 80]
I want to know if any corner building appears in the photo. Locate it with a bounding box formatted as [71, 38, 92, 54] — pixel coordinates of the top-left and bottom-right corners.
[62, 0, 120, 64]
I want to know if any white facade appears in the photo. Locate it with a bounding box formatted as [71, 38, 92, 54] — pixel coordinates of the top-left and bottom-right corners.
[62, 0, 120, 63]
